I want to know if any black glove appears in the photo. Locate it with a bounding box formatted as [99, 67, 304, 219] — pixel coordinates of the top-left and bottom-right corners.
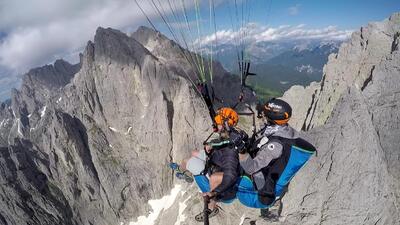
[229, 129, 249, 154]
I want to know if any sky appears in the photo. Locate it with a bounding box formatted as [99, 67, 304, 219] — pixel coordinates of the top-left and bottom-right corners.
[0, 0, 399, 100]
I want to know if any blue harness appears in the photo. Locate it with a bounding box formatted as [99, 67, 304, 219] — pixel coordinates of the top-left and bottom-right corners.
[237, 145, 315, 208]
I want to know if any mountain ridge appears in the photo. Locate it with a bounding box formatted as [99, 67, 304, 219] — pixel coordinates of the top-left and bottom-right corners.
[0, 26, 210, 225]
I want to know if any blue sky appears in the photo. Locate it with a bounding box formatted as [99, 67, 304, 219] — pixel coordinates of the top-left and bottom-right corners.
[0, 0, 399, 100]
[228, 0, 400, 29]
[149, 0, 400, 33]
[139, 0, 400, 47]
[143, 0, 399, 46]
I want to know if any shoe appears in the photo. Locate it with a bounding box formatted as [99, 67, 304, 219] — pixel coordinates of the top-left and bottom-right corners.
[195, 207, 219, 222]
[169, 162, 179, 171]
[175, 172, 194, 183]
[175, 172, 186, 179]
[184, 175, 194, 183]
[260, 208, 279, 222]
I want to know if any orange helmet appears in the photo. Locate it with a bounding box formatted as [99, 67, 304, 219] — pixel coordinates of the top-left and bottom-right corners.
[214, 107, 239, 127]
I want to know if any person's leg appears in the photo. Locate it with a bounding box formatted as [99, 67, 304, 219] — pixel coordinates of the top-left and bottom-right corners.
[180, 149, 200, 171]
[237, 176, 270, 209]
[179, 158, 189, 171]
[208, 172, 224, 209]
[209, 172, 224, 190]
[183, 149, 206, 175]
[193, 172, 222, 222]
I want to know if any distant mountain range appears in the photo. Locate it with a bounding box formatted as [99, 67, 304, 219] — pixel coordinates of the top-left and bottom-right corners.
[210, 40, 341, 93]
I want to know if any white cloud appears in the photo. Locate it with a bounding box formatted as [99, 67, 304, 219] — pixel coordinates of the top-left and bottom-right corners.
[197, 23, 353, 46]
[0, 0, 237, 74]
[0, 0, 349, 76]
[0, 0, 191, 73]
[288, 4, 301, 16]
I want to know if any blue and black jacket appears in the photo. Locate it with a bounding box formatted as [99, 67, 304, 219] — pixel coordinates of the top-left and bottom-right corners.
[238, 125, 316, 208]
[258, 136, 316, 205]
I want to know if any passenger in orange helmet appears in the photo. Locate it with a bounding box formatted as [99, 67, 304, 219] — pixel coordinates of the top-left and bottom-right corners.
[176, 107, 248, 222]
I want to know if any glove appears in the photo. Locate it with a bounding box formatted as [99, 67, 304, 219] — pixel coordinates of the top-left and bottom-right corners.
[229, 129, 249, 154]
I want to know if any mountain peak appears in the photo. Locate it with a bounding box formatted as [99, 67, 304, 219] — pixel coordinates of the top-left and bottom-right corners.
[135, 25, 159, 35]
[90, 26, 156, 66]
[23, 59, 80, 91]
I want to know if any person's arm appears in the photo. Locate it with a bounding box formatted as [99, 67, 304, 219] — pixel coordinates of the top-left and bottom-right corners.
[212, 150, 239, 194]
[239, 141, 283, 175]
[208, 140, 230, 148]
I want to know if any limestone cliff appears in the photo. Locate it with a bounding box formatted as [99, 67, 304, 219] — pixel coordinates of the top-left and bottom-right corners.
[0, 27, 210, 225]
[279, 12, 400, 225]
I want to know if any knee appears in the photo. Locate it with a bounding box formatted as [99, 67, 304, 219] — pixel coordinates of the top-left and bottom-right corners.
[210, 172, 224, 190]
[180, 159, 188, 170]
[191, 149, 200, 157]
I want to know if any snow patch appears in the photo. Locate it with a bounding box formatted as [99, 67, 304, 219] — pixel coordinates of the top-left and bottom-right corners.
[109, 144, 113, 148]
[56, 97, 62, 103]
[296, 64, 320, 74]
[125, 127, 133, 135]
[280, 81, 289, 85]
[40, 106, 47, 117]
[174, 196, 191, 225]
[143, 38, 158, 52]
[128, 185, 182, 225]
[0, 119, 4, 127]
[17, 119, 23, 136]
[109, 127, 119, 132]
[239, 214, 246, 225]
[27, 114, 32, 118]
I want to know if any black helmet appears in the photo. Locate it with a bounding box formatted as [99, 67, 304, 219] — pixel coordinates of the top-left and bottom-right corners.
[263, 98, 292, 125]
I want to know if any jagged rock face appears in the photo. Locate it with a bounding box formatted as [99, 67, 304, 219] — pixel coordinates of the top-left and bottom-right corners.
[0, 103, 13, 146]
[11, 59, 80, 118]
[281, 82, 320, 131]
[131, 26, 195, 77]
[131, 26, 254, 108]
[277, 13, 400, 225]
[0, 27, 210, 225]
[361, 49, 400, 187]
[283, 82, 400, 224]
[1, 59, 81, 146]
[0, 60, 83, 225]
[303, 13, 400, 130]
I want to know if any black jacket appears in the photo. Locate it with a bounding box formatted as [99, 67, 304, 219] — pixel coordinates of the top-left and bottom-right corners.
[206, 138, 240, 199]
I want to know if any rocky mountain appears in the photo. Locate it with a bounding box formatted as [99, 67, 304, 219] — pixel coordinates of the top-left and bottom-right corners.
[131, 26, 255, 108]
[209, 40, 340, 94]
[213, 40, 339, 71]
[212, 41, 296, 72]
[248, 42, 339, 93]
[279, 12, 400, 225]
[0, 27, 211, 225]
